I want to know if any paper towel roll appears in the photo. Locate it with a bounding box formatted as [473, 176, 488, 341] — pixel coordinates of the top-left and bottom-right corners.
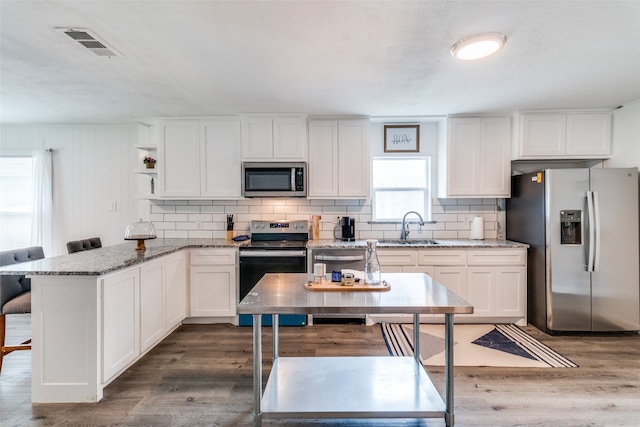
[470, 216, 485, 240]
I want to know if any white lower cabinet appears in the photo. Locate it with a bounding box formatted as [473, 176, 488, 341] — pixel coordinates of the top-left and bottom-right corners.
[189, 249, 237, 318]
[466, 267, 494, 317]
[466, 266, 526, 318]
[434, 266, 467, 301]
[139, 252, 187, 353]
[140, 258, 166, 352]
[165, 251, 187, 329]
[377, 250, 417, 270]
[466, 249, 526, 319]
[103, 252, 187, 383]
[372, 247, 526, 324]
[495, 266, 526, 316]
[102, 267, 140, 382]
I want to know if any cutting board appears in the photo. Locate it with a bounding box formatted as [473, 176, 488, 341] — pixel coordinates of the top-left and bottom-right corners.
[304, 279, 390, 292]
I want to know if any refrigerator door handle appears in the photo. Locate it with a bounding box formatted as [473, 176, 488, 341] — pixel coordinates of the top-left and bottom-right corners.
[587, 191, 596, 272]
[593, 191, 601, 272]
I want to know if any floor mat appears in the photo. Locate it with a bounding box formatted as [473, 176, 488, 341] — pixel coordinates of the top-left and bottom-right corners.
[381, 323, 578, 368]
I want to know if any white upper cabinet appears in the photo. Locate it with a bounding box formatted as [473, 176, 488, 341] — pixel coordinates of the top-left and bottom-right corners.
[438, 116, 511, 198]
[159, 120, 201, 198]
[241, 115, 307, 161]
[307, 120, 338, 198]
[158, 119, 242, 199]
[565, 113, 612, 157]
[308, 118, 370, 199]
[201, 120, 242, 198]
[513, 110, 612, 159]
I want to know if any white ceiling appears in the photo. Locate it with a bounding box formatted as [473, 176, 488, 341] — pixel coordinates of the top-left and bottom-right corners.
[1, 0, 639, 124]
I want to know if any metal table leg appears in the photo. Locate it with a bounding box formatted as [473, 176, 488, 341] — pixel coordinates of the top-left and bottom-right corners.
[444, 313, 455, 427]
[272, 314, 279, 359]
[413, 313, 420, 362]
[252, 314, 263, 427]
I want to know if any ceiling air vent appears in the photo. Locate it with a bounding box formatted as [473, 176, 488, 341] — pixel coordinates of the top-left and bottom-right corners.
[55, 27, 123, 58]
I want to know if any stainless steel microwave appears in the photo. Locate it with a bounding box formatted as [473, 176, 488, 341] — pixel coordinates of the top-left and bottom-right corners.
[242, 162, 307, 197]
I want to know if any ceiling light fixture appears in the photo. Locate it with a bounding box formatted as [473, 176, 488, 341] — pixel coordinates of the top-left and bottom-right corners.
[451, 32, 506, 60]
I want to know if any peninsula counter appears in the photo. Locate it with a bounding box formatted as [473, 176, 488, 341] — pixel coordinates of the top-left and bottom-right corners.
[0, 239, 243, 403]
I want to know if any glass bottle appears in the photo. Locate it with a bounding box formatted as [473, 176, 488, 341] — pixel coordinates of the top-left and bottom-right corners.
[365, 239, 382, 286]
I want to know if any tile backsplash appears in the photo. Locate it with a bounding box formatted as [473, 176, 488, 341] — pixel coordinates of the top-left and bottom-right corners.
[149, 197, 504, 240]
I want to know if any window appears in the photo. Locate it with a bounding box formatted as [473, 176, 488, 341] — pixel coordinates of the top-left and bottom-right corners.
[0, 155, 34, 250]
[372, 157, 432, 221]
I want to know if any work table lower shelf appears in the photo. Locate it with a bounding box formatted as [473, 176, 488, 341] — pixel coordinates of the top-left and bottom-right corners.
[262, 356, 445, 419]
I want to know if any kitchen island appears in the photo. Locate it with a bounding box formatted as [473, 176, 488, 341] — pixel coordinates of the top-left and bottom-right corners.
[237, 272, 473, 427]
[0, 239, 244, 403]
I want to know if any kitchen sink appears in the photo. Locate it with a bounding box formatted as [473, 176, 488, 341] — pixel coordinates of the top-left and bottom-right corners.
[378, 239, 438, 245]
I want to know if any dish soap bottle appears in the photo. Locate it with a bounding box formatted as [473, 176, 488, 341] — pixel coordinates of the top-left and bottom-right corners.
[365, 239, 382, 286]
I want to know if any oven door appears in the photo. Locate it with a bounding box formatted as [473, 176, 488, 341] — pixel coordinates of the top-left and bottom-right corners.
[239, 249, 307, 326]
[312, 249, 366, 272]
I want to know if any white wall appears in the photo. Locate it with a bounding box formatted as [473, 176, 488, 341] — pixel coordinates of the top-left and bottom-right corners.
[0, 124, 140, 256]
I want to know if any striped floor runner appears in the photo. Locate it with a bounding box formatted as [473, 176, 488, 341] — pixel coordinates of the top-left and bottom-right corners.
[381, 323, 578, 368]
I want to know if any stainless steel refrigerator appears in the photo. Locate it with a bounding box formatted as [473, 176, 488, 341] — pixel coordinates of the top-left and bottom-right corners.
[506, 168, 640, 333]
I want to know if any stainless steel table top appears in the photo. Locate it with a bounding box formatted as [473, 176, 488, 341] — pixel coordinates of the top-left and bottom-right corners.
[237, 272, 473, 315]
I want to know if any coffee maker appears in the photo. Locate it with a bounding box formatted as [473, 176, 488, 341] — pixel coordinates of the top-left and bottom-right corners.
[340, 217, 356, 241]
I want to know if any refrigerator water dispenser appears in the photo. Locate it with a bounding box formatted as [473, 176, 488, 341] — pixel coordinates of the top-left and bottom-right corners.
[560, 210, 581, 245]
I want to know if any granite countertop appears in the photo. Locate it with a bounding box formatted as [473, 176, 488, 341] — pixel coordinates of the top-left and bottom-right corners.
[0, 238, 527, 276]
[306, 239, 529, 249]
[0, 238, 246, 276]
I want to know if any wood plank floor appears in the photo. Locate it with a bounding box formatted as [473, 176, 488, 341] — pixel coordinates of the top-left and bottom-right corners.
[1, 314, 639, 426]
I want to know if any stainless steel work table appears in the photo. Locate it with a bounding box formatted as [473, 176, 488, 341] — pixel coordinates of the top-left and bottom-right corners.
[237, 272, 474, 427]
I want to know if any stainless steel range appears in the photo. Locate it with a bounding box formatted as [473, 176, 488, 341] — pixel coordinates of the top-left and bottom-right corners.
[238, 220, 308, 326]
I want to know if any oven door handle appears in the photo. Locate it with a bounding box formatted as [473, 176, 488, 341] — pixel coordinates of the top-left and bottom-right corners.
[314, 255, 365, 262]
[240, 250, 306, 257]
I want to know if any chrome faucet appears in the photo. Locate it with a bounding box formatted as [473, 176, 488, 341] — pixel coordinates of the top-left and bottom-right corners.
[400, 211, 425, 240]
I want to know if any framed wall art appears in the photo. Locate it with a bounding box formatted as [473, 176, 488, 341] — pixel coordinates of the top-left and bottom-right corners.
[384, 124, 420, 153]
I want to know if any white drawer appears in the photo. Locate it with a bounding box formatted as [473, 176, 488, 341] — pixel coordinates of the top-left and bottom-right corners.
[190, 249, 236, 265]
[467, 249, 526, 266]
[377, 249, 417, 266]
[417, 250, 466, 266]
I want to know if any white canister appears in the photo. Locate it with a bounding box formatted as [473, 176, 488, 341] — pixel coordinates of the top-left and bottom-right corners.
[313, 263, 326, 282]
[469, 216, 485, 240]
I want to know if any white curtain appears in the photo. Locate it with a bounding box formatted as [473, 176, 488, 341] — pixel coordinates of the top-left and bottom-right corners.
[31, 149, 54, 256]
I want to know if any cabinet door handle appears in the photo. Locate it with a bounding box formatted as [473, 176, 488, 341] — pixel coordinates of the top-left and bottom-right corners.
[315, 255, 365, 262]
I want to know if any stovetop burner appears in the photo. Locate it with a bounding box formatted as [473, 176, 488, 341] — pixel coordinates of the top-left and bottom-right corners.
[241, 220, 309, 250]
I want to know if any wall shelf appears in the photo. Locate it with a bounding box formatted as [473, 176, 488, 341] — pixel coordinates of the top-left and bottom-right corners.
[134, 194, 159, 200]
[133, 144, 158, 150]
